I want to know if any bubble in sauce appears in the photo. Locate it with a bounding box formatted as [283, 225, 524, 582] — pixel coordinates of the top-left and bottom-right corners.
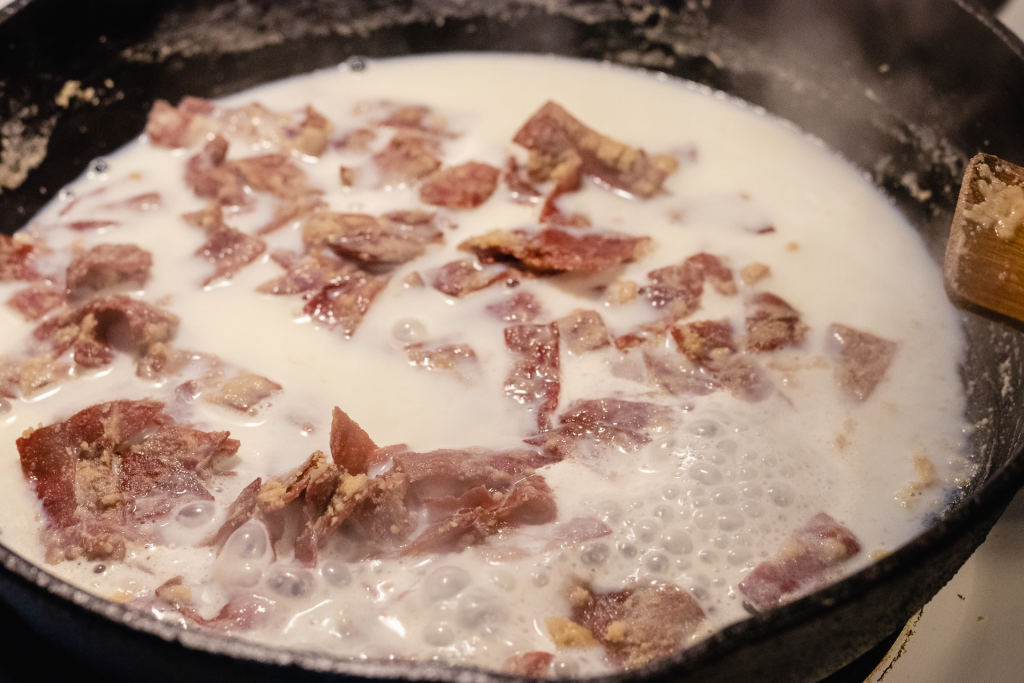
[457, 590, 507, 630]
[321, 561, 353, 588]
[580, 542, 610, 566]
[174, 500, 216, 528]
[424, 566, 471, 601]
[267, 566, 316, 598]
[392, 318, 428, 343]
[767, 482, 795, 507]
[423, 622, 456, 647]
[214, 520, 270, 587]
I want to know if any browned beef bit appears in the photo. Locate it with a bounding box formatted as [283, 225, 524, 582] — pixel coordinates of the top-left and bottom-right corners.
[486, 291, 543, 323]
[641, 252, 736, 319]
[290, 105, 334, 157]
[303, 269, 390, 338]
[206, 372, 282, 413]
[745, 292, 808, 353]
[373, 130, 442, 183]
[303, 210, 442, 266]
[419, 162, 501, 209]
[513, 101, 679, 200]
[208, 407, 557, 565]
[375, 104, 455, 137]
[406, 342, 480, 382]
[6, 282, 65, 321]
[196, 222, 267, 286]
[503, 156, 543, 204]
[0, 233, 38, 282]
[826, 324, 897, 402]
[17, 399, 237, 563]
[433, 258, 519, 298]
[503, 652, 554, 677]
[527, 398, 674, 459]
[671, 319, 736, 365]
[460, 228, 650, 275]
[145, 97, 216, 149]
[505, 323, 561, 431]
[136, 342, 196, 381]
[34, 294, 179, 369]
[569, 578, 705, 669]
[739, 512, 861, 612]
[643, 350, 718, 397]
[556, 309, 609, 355]
[66, 243, 153, 294]
[185, 135, 249, 207]
[257, 250, 354, 295]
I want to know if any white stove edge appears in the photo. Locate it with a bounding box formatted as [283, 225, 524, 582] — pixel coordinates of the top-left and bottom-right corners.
[865, 5, 1024, 683]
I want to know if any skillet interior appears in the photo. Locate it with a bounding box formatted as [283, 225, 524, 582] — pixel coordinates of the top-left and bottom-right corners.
[2, 1, 1024, 681]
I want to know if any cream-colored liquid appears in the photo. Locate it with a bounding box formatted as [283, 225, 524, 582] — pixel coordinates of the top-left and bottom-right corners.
[0, 54, 971, 675]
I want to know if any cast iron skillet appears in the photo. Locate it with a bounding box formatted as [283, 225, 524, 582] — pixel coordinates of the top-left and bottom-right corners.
[2, 1, 1024, 682]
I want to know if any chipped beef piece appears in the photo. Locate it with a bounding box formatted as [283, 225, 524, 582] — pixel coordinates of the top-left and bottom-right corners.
[65, 243, 153, 293]
[303, 269, 390, 338]
[329, 405, 378, 475]
[118, 423, 240, 518]
[303, 210, 442, 266]
[505, 323, 561, 431]
[568, 578, 705, 669]
[234, 153, 310, 199]
[433, 259, 518, 298]
[641, 252, 736, 318]
[643, 350, 718, 397]
[17, 399, 237, 562]
[460, 228, 650, 275]
[503, 156, 543, 204]
[670, 319, 772, 402]
[256, 191, 327, 236]
[376, 104, 452, 135]
[0, 233, 38, 282]
[112, 191, 163, 212]
[556, 309, 609, 354]
[513, 101, 679, 199]
[503, 651, 554, 677]
[145, 97, 216, 149]
[34, 294, 179, 368]
[206, 372, 282, 413]
[257, 250, 354, 295]
[526, 398, 673, 459]
[372, 130, 442, 182]
[745, 292, 808, 353]
[738, 512, 861, 612]
[6, 282, 65, 321]
[187, 206, 267, 286]
[208, 407, 557, 565]
[290, 105, 334, 157]
[671, 319, 736, 365]
[419, 162, 501, 209]
[68, 220, 120, 231]
[486, 291, 543, 323]
[154, 576, 274, 632]
[185, 135, 249, 207]
[406, 342, 479, 382]
[826, 323, 898, 402]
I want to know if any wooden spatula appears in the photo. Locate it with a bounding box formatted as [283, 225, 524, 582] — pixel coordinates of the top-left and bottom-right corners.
[945, 152, 1024, 328]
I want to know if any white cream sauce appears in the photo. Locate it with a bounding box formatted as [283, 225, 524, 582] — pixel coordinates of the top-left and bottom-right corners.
[0, 54, 972, 675]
